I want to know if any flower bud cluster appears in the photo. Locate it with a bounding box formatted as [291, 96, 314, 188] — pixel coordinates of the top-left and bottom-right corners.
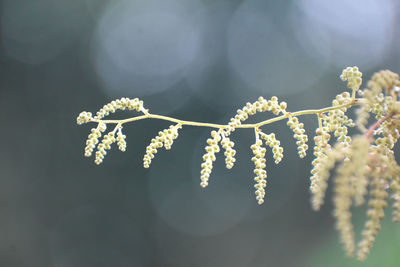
[347, 137, 370, 207]
[390, 179, 400, 223]
[311, 142, 345, 211]
[330, 137, 371, 258]
[94, 98, 145, 120]
[375, 133, 395, 150]
[95, 131, 117, 165]
[334, 158, 356, 258]
[84, 123, 107, 157]
[352, 146, 400, 262]
[221, 135, 236, 169]
[309, 127, 331, 210]
[371, 93, 386, 117]
[357, 170, 388, 261]
[333, 91, 352, 106]
[251, 139, 267, 205]
[200, 130, 222, 187]
[318, 128, 400, 261]
[313, 136, 372, 258]
[340, 66, 362, 91]
[357, 70, 400, 130]
[313, 68, 400, 261]
[356, 94, 375, 132]
[259, 132, 283, 164]
[287, 116, 308, 158]
[363, 89, 400, 151]
[367, 70, 400, 93]
[328, 92, 354, 142]
[373, 98, 400, 152]
[376, 150, 400, 223]
[226, 96, 287, 135]
[116, 127, 127, 152]
[77, 111, 92, 125]
[143, 124, 182, 168]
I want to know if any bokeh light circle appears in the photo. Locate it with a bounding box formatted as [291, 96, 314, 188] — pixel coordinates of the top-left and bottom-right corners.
[227, 0, 328, 96]
[92, 0, 201, 99]
[290, 0, 396, 69]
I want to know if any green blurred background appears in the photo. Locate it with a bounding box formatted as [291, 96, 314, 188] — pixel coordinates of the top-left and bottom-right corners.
[1, 0, 400, 266]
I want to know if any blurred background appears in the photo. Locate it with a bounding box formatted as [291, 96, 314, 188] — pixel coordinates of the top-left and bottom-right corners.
[1, 0, 400, 266]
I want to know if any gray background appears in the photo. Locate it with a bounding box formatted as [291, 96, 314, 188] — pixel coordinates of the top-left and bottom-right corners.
[1, 0, 400, 266]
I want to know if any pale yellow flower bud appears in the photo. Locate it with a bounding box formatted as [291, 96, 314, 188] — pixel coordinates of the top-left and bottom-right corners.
[251, 138, 267, 204]
[77, 111, 92, 125]
[200, 130, 222, 187]
[143, 124, 182, 168]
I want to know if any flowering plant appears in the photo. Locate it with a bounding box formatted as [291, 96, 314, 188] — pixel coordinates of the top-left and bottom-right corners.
[77, 67, 400, 261]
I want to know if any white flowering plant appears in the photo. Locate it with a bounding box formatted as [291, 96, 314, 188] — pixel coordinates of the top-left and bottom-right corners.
[77, 67, 400, 261]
